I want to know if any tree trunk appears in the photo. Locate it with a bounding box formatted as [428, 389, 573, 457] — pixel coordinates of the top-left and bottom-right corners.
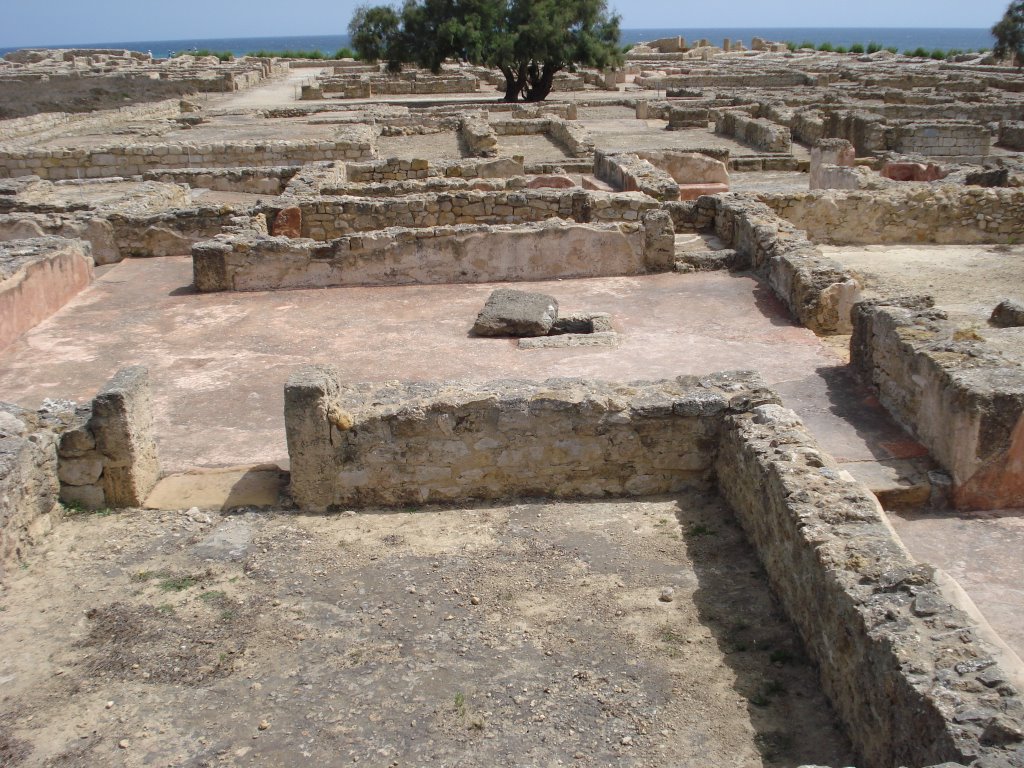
[499, 63, 528, 102]
[499, 65, 518, 101]
[523, 63, 559, 102]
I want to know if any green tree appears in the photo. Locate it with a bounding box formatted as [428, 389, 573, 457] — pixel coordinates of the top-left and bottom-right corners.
[348, 0, 622, 102]
[348, 5, 402, 65]
[992, 1, 1024, 67]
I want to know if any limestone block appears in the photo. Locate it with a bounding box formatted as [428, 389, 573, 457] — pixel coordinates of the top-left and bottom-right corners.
[89, 366, 160, 507]
[60, 483, 105, 509]
[142, 226, 190, 257]
[471, 288, 559, 337]
[58, 455, 104, 486]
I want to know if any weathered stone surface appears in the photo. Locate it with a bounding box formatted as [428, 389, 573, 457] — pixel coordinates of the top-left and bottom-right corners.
[636, 150, 729, 185]
[193, 219, 662, 292]
[88, 366, 160, 507]
[695, 195, 860, 334]
[271, 205, 302, 238]
[525, 175, 576, 189]
[57, 455, 103, 486]
[991, 299, 1024, 328]
[285, 368, 765, 511]
[0, 406, 59, 579]
[716, 409, 1024, 768]
[471, 288, 559, 337]
[852, 302, 1024, 510]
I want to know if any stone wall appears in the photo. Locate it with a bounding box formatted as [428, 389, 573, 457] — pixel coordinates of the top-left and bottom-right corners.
[890, 121, 991, 160]
[319, 72, 480, 98]
[56, 366, 160, 509]
[0, 237, 93, 349]
[460, 113, 498, 157]
[761, 186, 1024, 245]
[341, 156, 524, 185]
[193, 215, 674, 292]
[0, 205, 254, 264]
[0, 126, 377, 179]
[694, 194, 861, 335]
[716, 405, 1024, 768]
[0, 98, 181, 144]
[291, 189, 660, 239]
[0, 404, 60, 580]
[494, 118, 595, 158]
[284, 369, 767, 511]
[142, 165, 299, 195]
[852, 301, 1024, 510]
[595, 150, 680, 201]
[999, 121, 1024, 150]
[715, 111, 792, 153]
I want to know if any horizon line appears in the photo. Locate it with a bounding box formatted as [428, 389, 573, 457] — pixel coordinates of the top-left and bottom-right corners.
[1, 25, 995, 51]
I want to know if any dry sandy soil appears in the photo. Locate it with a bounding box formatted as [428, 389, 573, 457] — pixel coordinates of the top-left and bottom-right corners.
[0, 494, 853, 767]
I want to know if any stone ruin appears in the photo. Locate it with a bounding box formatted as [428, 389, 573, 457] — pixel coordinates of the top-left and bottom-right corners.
[0, 38, 1023, 768]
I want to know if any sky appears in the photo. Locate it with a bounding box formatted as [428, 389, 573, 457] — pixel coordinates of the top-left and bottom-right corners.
[0, 0, 1012, 48]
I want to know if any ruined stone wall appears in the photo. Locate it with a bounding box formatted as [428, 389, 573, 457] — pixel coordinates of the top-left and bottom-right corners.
[761, 186, 1024, 245]
[694, 195, 860, 335]
[822, 110, 890, 155]
[285, 369, 764, 511]
[0, 237, 93, 350]
[320, 72, 479, 97]
[0, 99, 181, 144]
[998, 121, 1024, 150]
[56, 366, 160, 510]
[635, 71, 811, 89]
[193, 216, 673, 292]
[142, 165, 299, 195]
[890, 121, 991, 160]
[715, 111, 792, 153]
[494, 118, 595, 158]
[851, 301, 1024, 510]
[460, 113, 498, 158]
[341, 156, 524, 185]
[594, 151, 680, 201]
[0, 128, 376, 179]
[0, 205, 246, 263]
[294, 189, 659, 239]
[0, 405, 60, 580]
[716, 406, 1024, 768]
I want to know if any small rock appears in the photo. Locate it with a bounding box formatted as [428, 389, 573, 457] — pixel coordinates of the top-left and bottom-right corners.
[621, 735, 633, 746]
[258, 719, 270, 731]
[659, 587, 675, 603]
[105, 701, 114, 709]
[990, 299, 1024, 328]
[118, 739, 129, 749]
[470, 595, 481, 606]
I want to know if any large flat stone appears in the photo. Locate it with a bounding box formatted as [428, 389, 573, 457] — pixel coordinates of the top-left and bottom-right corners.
[472, 288, 559, 337]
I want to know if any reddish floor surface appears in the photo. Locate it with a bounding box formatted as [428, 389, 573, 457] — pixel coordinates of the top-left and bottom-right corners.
[889, 509, 1024, 660]
[0, 256, 912, 473]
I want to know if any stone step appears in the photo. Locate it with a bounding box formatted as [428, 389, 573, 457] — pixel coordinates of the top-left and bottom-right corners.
[840, 457, 951, 511]
[674, 248, 743, 272]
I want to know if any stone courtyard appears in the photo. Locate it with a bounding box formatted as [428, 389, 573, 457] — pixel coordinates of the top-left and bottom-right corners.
[1, 37, 1024, 768]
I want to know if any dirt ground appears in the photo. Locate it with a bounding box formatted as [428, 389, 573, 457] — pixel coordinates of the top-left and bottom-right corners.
[821, 243, 1024, 366]
[0, 494, 853, 768]
[820, 243, 1024, 325]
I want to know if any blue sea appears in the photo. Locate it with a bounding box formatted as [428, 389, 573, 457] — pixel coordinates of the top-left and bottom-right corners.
[0, 28, 996, 60]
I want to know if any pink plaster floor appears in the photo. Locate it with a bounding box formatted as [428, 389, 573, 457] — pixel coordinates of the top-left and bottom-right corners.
[0, 256, 914, 474]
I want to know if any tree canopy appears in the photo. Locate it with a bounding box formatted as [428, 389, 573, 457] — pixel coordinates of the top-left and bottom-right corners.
[347, 0, 622, 101]
[993, 1, 1024, 67]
